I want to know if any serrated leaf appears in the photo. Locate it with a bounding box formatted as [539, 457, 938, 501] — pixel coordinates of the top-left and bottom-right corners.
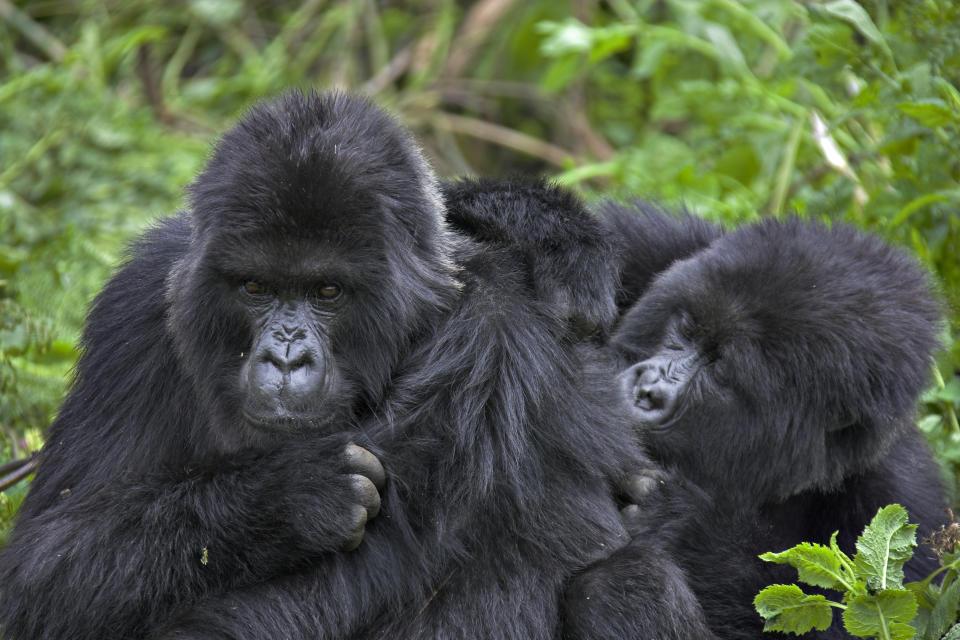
[899, 100, 960, 128]
[754, 584, 834, 634]
[843, 590, 919, 638]
[890, 621, 920, 640]
[760, 543, 847, 590]
[853, 505, 918, 590]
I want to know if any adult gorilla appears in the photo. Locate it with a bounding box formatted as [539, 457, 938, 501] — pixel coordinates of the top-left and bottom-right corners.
[0, 91, 711, 640]
[564, 213, 947, 639]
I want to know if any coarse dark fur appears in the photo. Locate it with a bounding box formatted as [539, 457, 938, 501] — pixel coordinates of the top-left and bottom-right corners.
[564, 212, 947, 639]
[0, 91, 706, 640]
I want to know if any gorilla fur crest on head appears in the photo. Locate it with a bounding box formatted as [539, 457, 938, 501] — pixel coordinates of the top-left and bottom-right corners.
[614, 217, 941, 501]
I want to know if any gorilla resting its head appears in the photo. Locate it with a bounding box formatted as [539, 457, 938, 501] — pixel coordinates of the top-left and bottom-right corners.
[613, 218, 941, 503]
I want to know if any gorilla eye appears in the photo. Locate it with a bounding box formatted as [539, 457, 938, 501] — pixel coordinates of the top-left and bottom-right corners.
[316, 284, 342, 300]
[677, 315, 696, 340]
[243, 281, 268, 296]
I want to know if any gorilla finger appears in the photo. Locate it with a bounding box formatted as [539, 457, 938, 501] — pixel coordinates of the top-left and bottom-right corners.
[620, 504, 642, 525]
[350, 474, 381, 519]
[344, 444, 386, 489]
[619, 472, 663, 503]
[340, 504, 369, 552]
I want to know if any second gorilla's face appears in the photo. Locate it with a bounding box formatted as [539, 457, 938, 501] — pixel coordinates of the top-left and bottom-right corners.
[619, 312, 702, 428]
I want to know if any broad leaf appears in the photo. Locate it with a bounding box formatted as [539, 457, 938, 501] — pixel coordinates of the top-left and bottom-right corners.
[925, 578, 960, 640]
[853, 505, 917, 590]
[760, 543, 847, 590]
[899, 100, 959, 129]
[754, 584, 834, 634]
[843, 590, 919, 640]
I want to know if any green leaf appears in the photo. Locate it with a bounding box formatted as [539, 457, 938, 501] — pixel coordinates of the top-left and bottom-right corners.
[898, 100, 960, 128]
[843, 591, 918, 640]
[853, 505, 918, 590]
[754, 584, 835, 634]
[926, 578, 960, 640]
[820, 1, 888, 52]
[759, 543, 848, 590]
[935, 78, 960, 114]
[944, 623, 960, 640]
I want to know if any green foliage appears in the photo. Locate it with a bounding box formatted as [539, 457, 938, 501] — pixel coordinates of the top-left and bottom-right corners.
[756, 505, 960, 639]
[1, 0, 958, 542]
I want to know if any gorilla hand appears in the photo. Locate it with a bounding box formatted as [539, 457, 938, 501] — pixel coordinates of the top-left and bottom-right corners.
[270, 443, 386, 555]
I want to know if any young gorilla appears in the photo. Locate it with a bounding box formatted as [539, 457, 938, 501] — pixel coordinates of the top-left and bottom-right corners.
[0, 91, 709, 640]
[564, 215, 947, 640]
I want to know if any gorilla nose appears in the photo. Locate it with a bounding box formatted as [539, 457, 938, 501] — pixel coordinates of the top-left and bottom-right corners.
[637, 365, 662, 386]
[629, 363, 668, 412]
[262, 343, 314, 373]
[249, 339, 325, 404]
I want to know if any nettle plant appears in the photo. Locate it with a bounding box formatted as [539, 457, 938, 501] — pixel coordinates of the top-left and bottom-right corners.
[755, 505, 960, 640]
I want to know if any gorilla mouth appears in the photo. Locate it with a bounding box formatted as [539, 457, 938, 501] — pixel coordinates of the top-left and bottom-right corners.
[241, 405, 322, 432]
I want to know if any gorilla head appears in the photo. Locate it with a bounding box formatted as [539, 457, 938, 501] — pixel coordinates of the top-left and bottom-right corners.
[164, 91, 459, 449]
[613, 218, 941, 502]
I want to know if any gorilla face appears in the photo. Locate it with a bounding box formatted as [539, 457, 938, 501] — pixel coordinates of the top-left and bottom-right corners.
[206, 233, 362, 434]
[163, 91, 459, 449]
[612, 218, 942, 503]
[236, 277, 343, 426]
[619, 312, 705, 427]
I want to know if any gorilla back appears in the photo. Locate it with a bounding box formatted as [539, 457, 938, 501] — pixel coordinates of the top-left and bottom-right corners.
[0, 91, 646, 640]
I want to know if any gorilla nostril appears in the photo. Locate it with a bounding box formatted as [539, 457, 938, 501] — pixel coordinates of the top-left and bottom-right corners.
[259, 349, 285, 368]
[257, 346, 313, 373]
[287, 351, 313, 371]
[635, 383, 665, 412]
[637, 365, 661, 386]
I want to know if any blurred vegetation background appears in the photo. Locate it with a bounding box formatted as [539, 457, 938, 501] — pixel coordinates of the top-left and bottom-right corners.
[1, 0, 959, 542]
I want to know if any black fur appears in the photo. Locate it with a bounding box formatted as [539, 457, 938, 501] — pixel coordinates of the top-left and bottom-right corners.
[598, 200, 721, 314]
[565, 213, 947, 639]
[0, 91, 699, 639]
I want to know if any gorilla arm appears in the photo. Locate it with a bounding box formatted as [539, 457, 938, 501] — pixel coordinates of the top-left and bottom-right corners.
[0, 219, 384, 640]
[151, 240, 641, 640]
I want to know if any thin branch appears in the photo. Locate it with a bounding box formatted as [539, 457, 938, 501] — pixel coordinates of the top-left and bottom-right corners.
[443, 0, 518, 79]
[433, 113, 577, 168]
[362, 44, 413, 95]
[0, 0, 66, 62]
[0, 453, 40, 491]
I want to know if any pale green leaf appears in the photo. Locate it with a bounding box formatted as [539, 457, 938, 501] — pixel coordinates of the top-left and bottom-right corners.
[820, 0, 886, 50]
[843, 591, 919, 638]
[853, 505, 918, 590]
[925, 578, 960, 640]
[759, 543, 847, 590]
[899, 100, 960, 129]
[754, 584, 834, 634]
